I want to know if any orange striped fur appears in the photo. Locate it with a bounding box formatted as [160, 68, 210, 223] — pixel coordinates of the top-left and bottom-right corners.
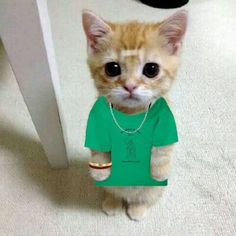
[87, 20, 180, 112]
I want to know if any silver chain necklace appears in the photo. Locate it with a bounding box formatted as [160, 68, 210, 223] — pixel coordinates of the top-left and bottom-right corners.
[109, 102, 151, 134]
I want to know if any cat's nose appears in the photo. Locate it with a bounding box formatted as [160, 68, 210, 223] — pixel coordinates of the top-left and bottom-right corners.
[123, 84, 137, 93]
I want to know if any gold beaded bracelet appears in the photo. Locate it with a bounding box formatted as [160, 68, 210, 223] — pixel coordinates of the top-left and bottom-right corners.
[89, 161, 112, 169]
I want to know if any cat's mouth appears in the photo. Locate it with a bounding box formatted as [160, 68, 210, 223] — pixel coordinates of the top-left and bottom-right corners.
[123, 94, 139, 101]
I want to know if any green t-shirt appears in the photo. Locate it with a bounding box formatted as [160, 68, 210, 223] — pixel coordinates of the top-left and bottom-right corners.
[84, 96, 178, 186]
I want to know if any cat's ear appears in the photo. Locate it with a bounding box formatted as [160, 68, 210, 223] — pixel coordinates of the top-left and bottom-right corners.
[82, 10, 112, 53]
[159, 10, 188, 55]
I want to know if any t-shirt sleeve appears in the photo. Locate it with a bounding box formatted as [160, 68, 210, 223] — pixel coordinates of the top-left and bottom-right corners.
[84, 102, 111, 152]
[152, 99, 178, 147]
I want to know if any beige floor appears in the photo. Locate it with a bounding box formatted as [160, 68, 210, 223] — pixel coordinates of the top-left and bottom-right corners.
[0, 0, 236, 235]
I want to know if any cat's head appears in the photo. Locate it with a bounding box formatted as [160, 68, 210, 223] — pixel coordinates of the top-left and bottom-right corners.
[82, 10, 187, 108]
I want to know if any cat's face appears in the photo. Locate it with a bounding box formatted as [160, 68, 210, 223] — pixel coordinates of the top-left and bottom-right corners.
[82, 10, 187, 108]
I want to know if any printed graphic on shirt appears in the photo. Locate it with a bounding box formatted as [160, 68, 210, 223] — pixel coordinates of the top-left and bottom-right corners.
[121, 129, 141, 163]
[125, 138, 136, 159]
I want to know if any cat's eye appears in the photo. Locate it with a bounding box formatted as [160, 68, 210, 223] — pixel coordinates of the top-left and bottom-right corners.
[143, 63, 159, 78]
[105, 62, 121, 77]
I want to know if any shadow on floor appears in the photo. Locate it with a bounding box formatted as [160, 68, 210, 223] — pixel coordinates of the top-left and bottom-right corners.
[0, 124, 104, 212]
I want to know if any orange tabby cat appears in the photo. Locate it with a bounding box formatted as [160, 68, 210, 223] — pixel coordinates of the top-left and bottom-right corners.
[82, 9, 187, 220]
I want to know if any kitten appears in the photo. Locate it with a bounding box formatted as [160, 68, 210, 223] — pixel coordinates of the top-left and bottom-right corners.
[82, 9, 187, 220]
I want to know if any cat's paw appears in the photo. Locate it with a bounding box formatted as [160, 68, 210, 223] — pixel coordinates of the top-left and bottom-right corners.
[126, 202, 149, 221]
[102, 194, 123, 216]
[89, 167, 111, 181]
[151, 173, 168, 181]
[151, 167, 169, 181]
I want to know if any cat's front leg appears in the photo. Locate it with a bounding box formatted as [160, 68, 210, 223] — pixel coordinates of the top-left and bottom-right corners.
[89, 150, 111, 181]
[150, 144, 175, 181]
